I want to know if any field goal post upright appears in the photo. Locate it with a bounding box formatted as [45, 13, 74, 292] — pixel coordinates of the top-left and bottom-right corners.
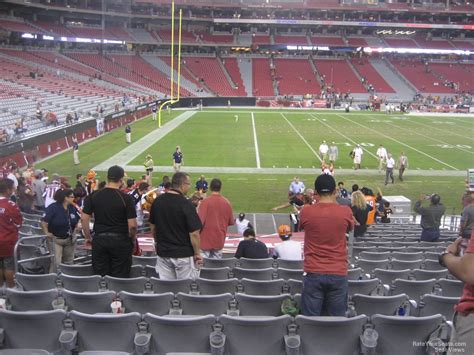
[158, 1, 183, 127]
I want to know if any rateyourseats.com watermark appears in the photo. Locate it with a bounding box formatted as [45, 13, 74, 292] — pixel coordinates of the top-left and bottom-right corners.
[413, 341, 467, 352]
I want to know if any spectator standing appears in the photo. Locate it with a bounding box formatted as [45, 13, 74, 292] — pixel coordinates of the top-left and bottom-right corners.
[351, 191, 373, 238]
[125, 125, 131, 144]
[235, 212, 253, 236]
[82, 166, 137, 277]
[352, 144, 363, 170]
[17, 177, 35, 213]
[397, 152, 408, 181]
[460, 194, 474, 240]
[44, 173, 62, 208]
[289, 177, 305, 194]
[0, 179, 22, 287]
[85, 170, 98, 196]
[384, 153, 395, 185]
[328, 142, 338, 163]
[198, 178, 234, 259]
[173, 146, 183, 172]
[41, 189, 80, 266]
[129, 182, 149, 228]
[149, 172, 202, 280]
[32, 169, 46, 211]
[319, 140, 329, 162]
[273, 224, 302, 260]
[72, 137, 80, 165]
[439, 225, 474, 355]
[151, 104, 157, 121]
[415, 194, 446, 242]
[300, 174, 354, 316]
[195, 175, 208, 195]
[235, 228, 268, 259]
[376, 144, 388, 172]
[143, 154, 154, 186]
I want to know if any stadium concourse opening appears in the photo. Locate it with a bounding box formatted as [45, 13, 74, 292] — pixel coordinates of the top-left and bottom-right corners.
[0, 0, 473, 353]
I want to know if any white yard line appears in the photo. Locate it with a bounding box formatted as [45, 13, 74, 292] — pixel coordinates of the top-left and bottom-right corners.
[383, 121, 474, 155]
[309, 113, 379, 161]
[397, 117, 474, 142]
[337, 114, 459, 171]
[280, 113, 322, 163]
[251, 112, 261, 169]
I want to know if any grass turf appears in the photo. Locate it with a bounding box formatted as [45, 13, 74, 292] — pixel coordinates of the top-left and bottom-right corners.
[37, 109, 472, 214]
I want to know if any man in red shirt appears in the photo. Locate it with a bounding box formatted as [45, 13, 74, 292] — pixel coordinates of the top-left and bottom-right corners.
[300, 174, 354, 316]
[198, 178, 234, 259]
[0, 179, 23, 287]
[440, 228, 474, 354]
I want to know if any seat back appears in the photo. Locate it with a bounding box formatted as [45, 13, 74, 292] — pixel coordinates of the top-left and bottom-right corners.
[232, 267, 274, 280]
[58, 274, 102, 292]
[391, 252, 423, 261]
[69, 310, 141, 352]
[58, 263, 94, 276]
[203, 257, 237, 268]
[347, 268, 363, 280]
[356, 259, 390, 273]
[373, 269, 411, 286]
[348, 279, 380, 296]
[15, 272, 58, 291]
[144, 313, 216, 354]
[352, 294, 408, 316]
[276, 268, 303, 281]
[412, 269, 448, 281]
[0, 309, 66, 352]
[150, 277, 192, 294]
[390, 259, 424, 271]
[104, 276, 147, 293]
[176, 292, 233, 315]
[288, 279, 302, 294]
[196, 278, 239, 295]
[391, 279, 436, 300]
[241, 278, 286, 295]
[200, 267, 231, 280]
[235, 294, 291, 316]
[423, 259, 447, 271]
[63, 289, 116, 314]
[438, 279, 464, 297]
[118, 291, 174, 315]
[359, 251, 391, 261]
[371, 314, 443, 355]
[295, 314, 368, 355]
[132, 255, 157, 268]
[6, 288, 59, 311]
[418, 294, 459, 319]
[218, 314, 292, 355]
[238, 258, 274, 269]
[275, 259, 303, 269]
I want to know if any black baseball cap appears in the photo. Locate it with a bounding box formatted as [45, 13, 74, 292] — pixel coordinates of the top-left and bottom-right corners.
[315, 174, 336, 194]
[107, 165, 124, 180]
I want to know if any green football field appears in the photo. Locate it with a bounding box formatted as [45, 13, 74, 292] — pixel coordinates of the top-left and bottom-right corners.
[38, 109, 473, 213]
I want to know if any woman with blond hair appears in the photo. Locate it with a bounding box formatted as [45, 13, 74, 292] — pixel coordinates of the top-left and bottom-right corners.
[351, 190, 373, 238]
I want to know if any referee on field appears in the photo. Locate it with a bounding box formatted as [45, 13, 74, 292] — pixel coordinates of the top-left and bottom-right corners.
[82, 165, 137, 277]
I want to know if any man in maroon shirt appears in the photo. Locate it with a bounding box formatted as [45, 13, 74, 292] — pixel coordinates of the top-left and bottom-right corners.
[440, 228, 474, 354]
[300, 174, 354, 316]
[0, 179, 23, 287]
[198, 178, 234, 259]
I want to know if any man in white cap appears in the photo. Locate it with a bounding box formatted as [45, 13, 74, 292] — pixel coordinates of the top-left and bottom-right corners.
[319, 140, 329, 162]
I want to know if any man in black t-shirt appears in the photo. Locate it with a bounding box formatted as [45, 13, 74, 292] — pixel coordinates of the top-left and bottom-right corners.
[235, 228, 268, 259]
[82, 165, 137, 278]
[149, 172, 202, 280]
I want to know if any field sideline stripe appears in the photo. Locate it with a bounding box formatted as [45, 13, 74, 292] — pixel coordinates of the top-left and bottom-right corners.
[309, 113, 379, 161]
[383, 121, 474, 155]
[280, 113, 323, 163]
[251, 112, 261, 169]
[337, 114, 459, 171]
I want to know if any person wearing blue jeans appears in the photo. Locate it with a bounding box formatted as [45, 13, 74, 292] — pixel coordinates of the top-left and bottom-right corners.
[300, 174, 354, 316]
[414, 194, 446, 242]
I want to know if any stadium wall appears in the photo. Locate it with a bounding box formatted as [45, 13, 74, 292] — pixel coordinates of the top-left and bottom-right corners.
[0, 97, 256, 168]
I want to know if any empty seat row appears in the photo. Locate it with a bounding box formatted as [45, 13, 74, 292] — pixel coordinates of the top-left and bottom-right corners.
[354, 258, 445, 272]
[0, 309, 449, 355]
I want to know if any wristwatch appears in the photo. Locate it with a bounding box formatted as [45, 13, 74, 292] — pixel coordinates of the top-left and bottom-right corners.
[438, 250, 454, 267]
